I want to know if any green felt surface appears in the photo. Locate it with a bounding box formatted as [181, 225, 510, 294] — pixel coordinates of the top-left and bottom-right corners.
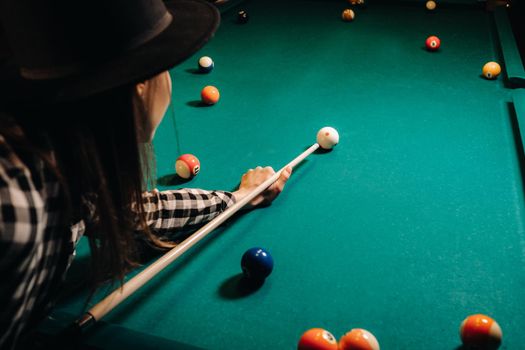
[45, 1, 525, 349]
[494, 7, 525, 87]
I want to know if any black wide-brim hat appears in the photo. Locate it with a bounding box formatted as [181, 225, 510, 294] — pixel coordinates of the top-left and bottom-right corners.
[0, 0, 220, 104]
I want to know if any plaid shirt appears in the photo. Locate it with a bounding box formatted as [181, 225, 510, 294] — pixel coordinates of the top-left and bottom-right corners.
[0, 136, 235, 349]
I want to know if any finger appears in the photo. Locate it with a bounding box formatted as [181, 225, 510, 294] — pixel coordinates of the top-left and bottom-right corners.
[268, 166, 292, 195]
[264, 166, 275, 174]
[283, 166, 292, 179]
[278, 166, 292, 184]
[277, 167, 291, 190]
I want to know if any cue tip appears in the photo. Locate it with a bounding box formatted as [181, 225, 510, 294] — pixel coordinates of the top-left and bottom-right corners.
[74, 312, 96, 331]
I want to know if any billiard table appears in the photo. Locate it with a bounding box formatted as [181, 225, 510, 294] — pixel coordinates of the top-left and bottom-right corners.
[38, 0, 525, 349]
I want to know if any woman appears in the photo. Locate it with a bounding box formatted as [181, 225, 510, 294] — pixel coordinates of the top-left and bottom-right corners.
[0, 0, 291, 348]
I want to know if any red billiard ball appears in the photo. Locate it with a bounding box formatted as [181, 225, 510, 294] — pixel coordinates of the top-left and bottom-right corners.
[426, 35, 441, 51]
[297, 328, 338, 350]
[339, 329, 380, 350]
[175, 154, 200, 179]
[201, 85, 220, 105]
[460, 314, 502, 349]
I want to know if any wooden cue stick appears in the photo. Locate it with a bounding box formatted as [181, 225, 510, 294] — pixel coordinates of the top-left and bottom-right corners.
[76, 142, 320, 329]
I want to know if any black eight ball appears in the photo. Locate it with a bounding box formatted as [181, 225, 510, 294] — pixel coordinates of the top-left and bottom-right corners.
[237, 10, 249, 24]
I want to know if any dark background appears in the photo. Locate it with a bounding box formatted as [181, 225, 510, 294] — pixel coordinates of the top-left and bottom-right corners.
[508, 1, 525, 65]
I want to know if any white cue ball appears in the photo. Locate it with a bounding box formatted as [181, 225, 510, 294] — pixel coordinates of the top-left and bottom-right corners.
[317, 127, 339, 149]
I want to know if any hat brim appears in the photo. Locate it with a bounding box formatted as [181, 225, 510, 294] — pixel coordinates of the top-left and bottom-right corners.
[0, 0, 220, 104]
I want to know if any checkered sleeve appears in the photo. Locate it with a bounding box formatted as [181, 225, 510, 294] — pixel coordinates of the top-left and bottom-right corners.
[141, 188, 236, 240]
[0, 137, 62, 350]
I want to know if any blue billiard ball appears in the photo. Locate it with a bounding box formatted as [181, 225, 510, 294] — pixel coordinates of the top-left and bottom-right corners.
[198, 56, 214, 73]
[241, 247, 273, 281]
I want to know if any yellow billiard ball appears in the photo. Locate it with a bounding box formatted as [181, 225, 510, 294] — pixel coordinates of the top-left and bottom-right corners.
[482, 61, 502, 80]
[426, 0, 437, 10]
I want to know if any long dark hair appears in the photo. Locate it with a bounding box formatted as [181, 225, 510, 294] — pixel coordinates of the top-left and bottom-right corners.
[0, 83, 172, 289]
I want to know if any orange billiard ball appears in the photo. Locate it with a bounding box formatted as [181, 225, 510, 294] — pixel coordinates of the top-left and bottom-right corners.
[201, 85, 220, 105]
[175, 154, 200, 179]
[297, 328, 338, 350]
[482, 61, 501, 80]
[460, 314, 502, 349]
[426, 35, 441, 51]
[342, 9, 355, 21]
[339, 328, 380, 350]
[348, 0, 365, 7]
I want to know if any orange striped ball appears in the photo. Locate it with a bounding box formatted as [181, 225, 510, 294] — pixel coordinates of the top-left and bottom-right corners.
[339, 329, 380, 350]
[297, 328, 338, 350]
[460, 314, 502, 349]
